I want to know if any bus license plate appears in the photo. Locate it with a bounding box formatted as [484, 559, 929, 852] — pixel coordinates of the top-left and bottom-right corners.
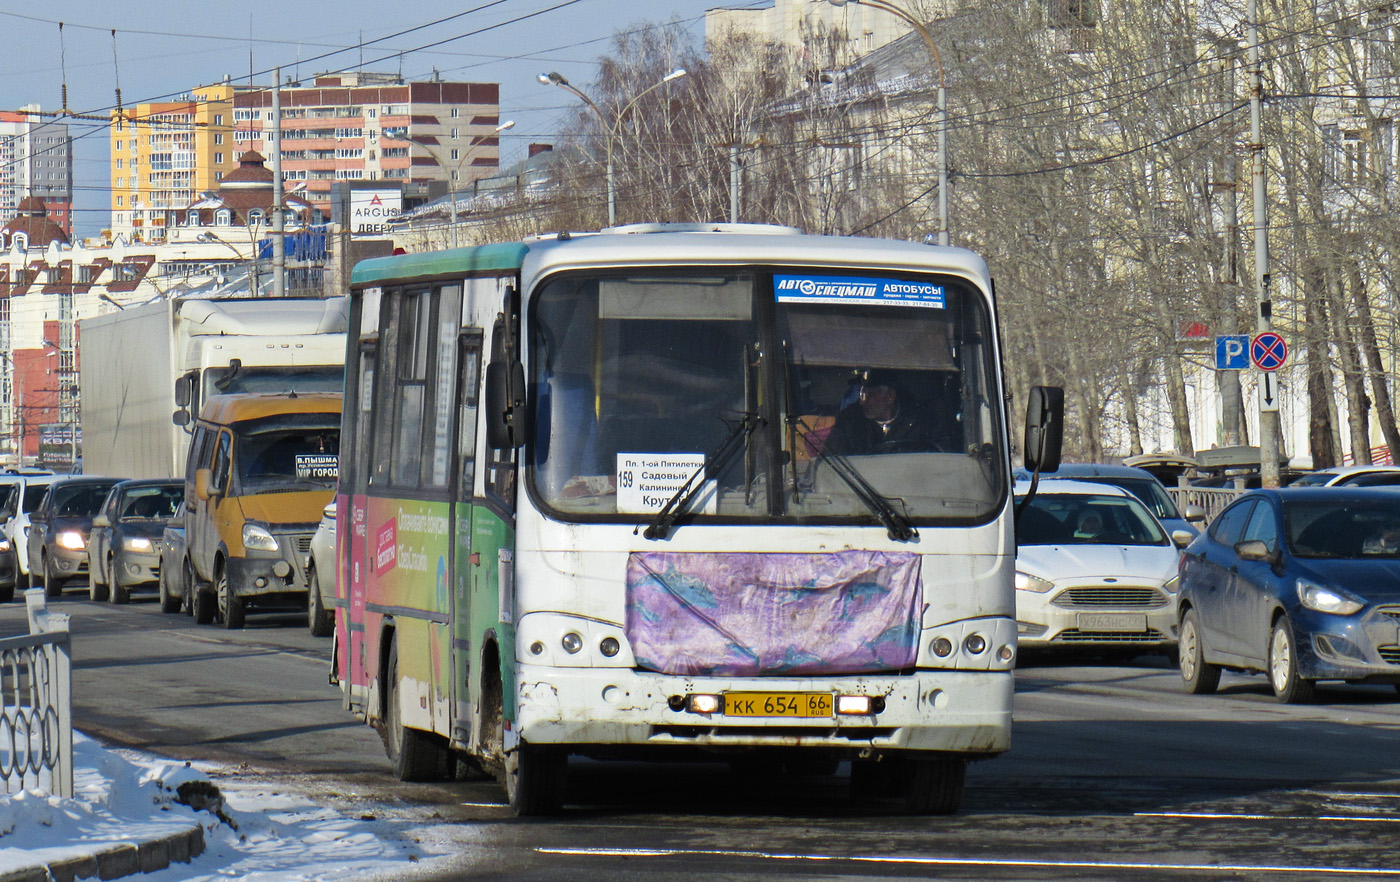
[724, 692, 834, 718]
[1077, 613, 1147, 632]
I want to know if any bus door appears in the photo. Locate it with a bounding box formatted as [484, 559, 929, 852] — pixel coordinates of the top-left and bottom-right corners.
[343, 337, 378, 708]
[450, 328, 483, 746]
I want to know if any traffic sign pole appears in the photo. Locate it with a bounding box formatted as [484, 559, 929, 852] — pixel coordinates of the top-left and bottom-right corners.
[1249, 0, 1282, 488]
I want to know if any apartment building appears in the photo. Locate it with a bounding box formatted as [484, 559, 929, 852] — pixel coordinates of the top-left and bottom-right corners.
[108, 73, 501, 243]
[0, 106, 72, 237]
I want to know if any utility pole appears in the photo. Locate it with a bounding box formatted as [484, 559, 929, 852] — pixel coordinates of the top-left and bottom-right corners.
[1249, 0, 1281, 487]
[1220, 133, 1245, 446]
[272, 67, 286, 298]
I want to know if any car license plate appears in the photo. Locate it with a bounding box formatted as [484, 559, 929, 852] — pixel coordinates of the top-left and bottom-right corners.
[724, 692, 834, 718]
[1077, 613, 1148, 632]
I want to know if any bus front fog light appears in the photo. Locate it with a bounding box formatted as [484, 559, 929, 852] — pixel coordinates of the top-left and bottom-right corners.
[836, 695, 872, 715]
[997, 644, 1014, 663]
[561, 632, 583, 654]
[687, 694, 720, 714]
[599, 636, 620, 657]
[529, 641, 545, 656]
[931, 637, 954, 657]
[964, 634, 987, 655]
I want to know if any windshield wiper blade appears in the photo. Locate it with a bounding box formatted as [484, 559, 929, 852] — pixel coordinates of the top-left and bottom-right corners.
[644, 413, 760, 540]
[792, 417, 918, 542]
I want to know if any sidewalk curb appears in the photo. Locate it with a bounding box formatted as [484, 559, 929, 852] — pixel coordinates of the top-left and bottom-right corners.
[0, 823, 204, 882]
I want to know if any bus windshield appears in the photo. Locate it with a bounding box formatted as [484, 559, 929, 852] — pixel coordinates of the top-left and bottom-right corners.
[529, 269, 1004, 525]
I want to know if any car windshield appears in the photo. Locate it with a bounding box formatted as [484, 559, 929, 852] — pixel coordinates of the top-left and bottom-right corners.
[235, 425, 340, 490]
[1077, 476, 1181, 521]
[529, 269, 1004, 525]
[52, 483, 116, 517]
[118, 485, 183, 520]
[1287, 498, 1400, 558]
[1016, 492, 1168, 546]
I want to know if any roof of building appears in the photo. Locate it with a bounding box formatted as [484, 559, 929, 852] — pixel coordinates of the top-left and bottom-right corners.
[2, 195, 70, 247]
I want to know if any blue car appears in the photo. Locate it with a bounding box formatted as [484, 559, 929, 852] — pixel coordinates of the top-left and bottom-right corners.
[1176, 487, 1400, 703]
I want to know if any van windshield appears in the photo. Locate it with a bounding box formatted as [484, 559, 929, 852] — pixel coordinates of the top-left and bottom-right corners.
[235, 424, 340, 492]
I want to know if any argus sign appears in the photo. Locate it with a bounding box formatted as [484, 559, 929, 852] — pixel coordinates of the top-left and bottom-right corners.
[350, 190, 402, 235]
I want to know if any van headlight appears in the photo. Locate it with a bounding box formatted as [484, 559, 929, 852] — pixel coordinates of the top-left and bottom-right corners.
[241, 523, 279, 552]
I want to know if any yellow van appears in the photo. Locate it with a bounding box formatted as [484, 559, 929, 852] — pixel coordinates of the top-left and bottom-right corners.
[183, 392, 341, 628]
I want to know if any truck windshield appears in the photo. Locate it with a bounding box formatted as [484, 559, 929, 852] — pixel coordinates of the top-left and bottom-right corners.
[529, 269, 1004, 526]
[204, 365, 345, 398]
[234, 423, 340, 492]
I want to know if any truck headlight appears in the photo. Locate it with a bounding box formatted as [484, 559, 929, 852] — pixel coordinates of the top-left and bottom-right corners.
[241, 524, 279, 552]
[123, 536, 154, 553]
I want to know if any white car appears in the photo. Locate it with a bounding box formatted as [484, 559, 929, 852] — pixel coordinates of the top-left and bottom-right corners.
[306, 500, 336, 637]
[1289, 465, 1400, 488]
[0, 472, 57, 586]
[1014, 480, 1193, 655]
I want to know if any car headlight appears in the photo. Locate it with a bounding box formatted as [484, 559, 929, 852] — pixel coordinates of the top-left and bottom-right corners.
[123, 536, 154, 553]
[56, 530, 86, 551]
[1015, 571, 1056, 593]
[0, 537, 11, 552]
[241, 523, 279, 552]
[1297, 579, 1363, 615]
[1162, 574, 1180, 594]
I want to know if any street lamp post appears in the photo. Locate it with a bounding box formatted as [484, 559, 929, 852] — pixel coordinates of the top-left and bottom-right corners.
[825, 0, 947, 246]
[538, 68, 687, 226]
[383, 120, 515, 249]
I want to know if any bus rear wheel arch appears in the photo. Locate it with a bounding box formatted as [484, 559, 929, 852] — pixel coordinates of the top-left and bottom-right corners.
[381, 631, 452, 782]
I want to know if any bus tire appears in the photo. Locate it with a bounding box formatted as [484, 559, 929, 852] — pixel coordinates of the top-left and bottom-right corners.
[904, 756, 966, 815]
[504, 742, 566, 816]
[385, 647, 449, 781]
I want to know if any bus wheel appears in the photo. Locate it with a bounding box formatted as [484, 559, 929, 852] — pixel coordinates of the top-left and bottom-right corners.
[504, 742, 566, 816]
[904, 756, 966, 815]
[385, 647, 448, 781]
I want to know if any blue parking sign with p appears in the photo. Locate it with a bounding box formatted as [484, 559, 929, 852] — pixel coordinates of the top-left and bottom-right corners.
[1215, 335, 1250, 370]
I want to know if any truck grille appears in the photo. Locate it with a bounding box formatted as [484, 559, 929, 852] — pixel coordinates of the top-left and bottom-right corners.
[1052, 587, 1167, 609]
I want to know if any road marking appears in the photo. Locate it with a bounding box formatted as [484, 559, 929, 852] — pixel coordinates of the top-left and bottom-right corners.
[537, 846, 1400, 876]
[459, 801, 508, 808]
[1137, 811, 1400, 824]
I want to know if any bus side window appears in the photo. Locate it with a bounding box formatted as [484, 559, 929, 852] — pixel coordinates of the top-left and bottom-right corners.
[370, 291, 401, 487]
[484, 314, 517, 506]
[456, 331, 483, 499]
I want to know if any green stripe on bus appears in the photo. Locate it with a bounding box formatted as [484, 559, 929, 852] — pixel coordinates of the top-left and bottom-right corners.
[350, 242, 528, 287]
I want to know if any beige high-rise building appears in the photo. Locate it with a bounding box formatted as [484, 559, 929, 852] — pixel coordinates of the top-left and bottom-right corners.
[109, 74, 502, 243]
[705, 0, 921, 61]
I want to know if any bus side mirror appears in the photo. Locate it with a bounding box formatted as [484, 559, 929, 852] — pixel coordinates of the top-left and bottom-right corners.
[1023, 385, 1065, 473]
[484, 361, 527, 449]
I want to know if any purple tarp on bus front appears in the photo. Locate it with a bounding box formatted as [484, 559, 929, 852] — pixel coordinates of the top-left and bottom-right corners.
[625, 550, 922, 676]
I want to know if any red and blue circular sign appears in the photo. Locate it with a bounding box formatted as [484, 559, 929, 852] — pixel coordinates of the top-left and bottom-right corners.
[1251, 332, 1288, 371]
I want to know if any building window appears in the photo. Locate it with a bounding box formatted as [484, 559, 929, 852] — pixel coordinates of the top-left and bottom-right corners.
[450, 108, 460, 118]
[214, 133, 224, 145]
[214, 114, 224, 126]
[215, 152, 223, 164]
[117, 195, 124, 206]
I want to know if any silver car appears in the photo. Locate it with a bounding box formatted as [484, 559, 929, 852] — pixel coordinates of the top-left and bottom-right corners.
[306, 500, 335, 637]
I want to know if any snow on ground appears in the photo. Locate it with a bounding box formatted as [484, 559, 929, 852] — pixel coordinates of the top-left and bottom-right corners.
[1, 731, 445, 881]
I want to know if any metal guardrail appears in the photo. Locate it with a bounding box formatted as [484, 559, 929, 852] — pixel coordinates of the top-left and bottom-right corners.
[1, 588, 73, 797]
[1170, 486, 1243, 525]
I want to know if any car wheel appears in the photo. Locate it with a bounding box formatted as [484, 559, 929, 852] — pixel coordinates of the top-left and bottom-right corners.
[109, 555, 130, 604]
[158, 563, 180, 613]
[1178, 608, 1220, 695]
[192, 586, 215, 625]
[1269, 617, 1315, 704]
[43, 554, 62, 598]
[307, 563, 333, 637]
[216, 566, 245, 629]
[183, 560, 197, 616]
[0, 583, 12, 603]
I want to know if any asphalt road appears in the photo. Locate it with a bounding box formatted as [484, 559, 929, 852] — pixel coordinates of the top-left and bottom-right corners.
[7, 588, 1400, 881]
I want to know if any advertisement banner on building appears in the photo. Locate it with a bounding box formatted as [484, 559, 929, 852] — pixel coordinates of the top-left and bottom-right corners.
[39, 424, 81, 469]
[349, 190, 402, 235]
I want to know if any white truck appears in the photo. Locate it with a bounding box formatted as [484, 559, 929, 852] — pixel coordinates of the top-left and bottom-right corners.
[79, 297, 347, 479]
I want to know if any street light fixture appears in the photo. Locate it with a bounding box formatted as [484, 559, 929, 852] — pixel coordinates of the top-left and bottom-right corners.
[383, 120, 515, 249]
[825, 0, 947, 246]
[538, 68, 687, 226]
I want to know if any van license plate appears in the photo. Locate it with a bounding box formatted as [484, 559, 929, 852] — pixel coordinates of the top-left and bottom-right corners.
[1077, 613, 1147, 632]
[724, 692, 834, 717]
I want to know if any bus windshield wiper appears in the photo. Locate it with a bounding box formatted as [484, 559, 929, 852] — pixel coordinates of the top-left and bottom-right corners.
[792, 417, 918, 542]
[643, 413, 760, 540]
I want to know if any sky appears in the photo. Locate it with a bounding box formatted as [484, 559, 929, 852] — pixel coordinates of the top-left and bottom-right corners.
[2, 731, 458, 880]
[0, 0, 748, 238]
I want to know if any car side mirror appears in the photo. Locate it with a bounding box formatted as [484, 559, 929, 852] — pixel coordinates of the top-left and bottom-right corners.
[1171, 529, 1196, 548]
[323, 501, 336, 520]
[1235, 539, 1276, 563]
[1183, 503, 1206, 524]
[92, 515, 110, 528]
[195, 469, 216, 502]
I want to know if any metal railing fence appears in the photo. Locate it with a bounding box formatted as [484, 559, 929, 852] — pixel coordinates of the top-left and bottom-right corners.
[1, 589, 72, 797]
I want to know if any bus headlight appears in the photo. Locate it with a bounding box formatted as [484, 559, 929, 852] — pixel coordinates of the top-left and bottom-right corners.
[561, 632, 583, 654]
[599, 637, 620, 657]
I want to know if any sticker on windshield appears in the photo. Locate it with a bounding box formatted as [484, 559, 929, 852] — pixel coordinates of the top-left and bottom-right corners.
[616, 453, 716, 515]
[295, 453, 339, 479]
[775, 275, 945, 309]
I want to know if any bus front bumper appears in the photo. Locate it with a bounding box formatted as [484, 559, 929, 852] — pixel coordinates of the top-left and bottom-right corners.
[512, 665, 1012, 758]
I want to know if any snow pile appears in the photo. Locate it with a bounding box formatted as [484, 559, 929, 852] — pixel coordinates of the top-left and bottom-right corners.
[1, 732, 434, 881]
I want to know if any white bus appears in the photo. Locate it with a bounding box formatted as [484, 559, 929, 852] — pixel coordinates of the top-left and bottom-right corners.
[336, 223, 1063, 815]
